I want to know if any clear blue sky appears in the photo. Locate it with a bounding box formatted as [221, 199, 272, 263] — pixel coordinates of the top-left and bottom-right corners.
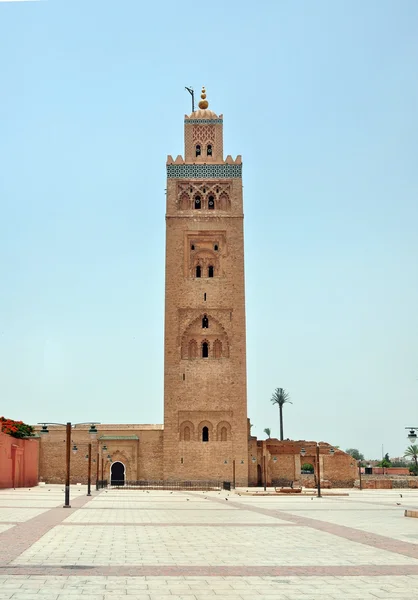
[1, 0, 417, 460]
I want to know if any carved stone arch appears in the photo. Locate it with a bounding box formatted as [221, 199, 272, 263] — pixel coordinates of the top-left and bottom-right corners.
[198, 420, 214, 442]
[189, 339, 197, 359]
[110, 449, 130, 479]
[182, 313, 229, 339]
[219, 192, 230, 211]
[180, 421, 195, 441]
[178, 192, 190, 210]
[213, 338, 222, 358]
[181, 314, 230, 360]
[207, 193, 216, 210]
[181, 338, 198, 359]
[193, 192, 202, 209]
[216, 421, 231, 442]
[191, 249, 219, 277]
[201, 338, 210, 358]
[111, 449, 129, 463]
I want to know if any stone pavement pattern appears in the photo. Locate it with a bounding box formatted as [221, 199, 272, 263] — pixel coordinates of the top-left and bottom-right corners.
[0, 485, 418, 599]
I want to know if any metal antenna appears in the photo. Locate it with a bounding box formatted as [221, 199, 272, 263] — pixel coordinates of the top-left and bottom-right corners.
[185, 86, 195, 112]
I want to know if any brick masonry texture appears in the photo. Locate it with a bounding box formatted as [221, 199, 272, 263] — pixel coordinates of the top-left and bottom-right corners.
[163, 107, 248, 486]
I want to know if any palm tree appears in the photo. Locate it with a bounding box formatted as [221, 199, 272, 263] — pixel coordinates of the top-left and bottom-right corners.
[271, 387, 292, 441]
[264, 428, 271, 439]
[404, 444, 418, 467]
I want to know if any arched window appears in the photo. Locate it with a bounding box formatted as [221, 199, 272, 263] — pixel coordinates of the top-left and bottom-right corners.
[196, 145, 201, 157]
[213, 339, 222, 359]
[202, 315, 208, 329]
[214, 244, 218, 251]
[221, 427, 227, 442]
[207, 144, 212, 156]
[188, 339, 197, 359]
[208, 265, 214, 278]
[202, 341, 209, 358]
[184, 426, 190, 442]
[194, 195, 201, 210]
[196, 265, 201, 278]
[202, 426, 209, 442]
[208, 195, 215, 210]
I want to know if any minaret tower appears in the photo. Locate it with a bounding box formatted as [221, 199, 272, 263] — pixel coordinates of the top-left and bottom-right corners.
[163, 88, 248, 486]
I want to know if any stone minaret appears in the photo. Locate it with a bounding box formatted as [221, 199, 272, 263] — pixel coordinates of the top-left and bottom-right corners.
[163, 88, 248, 486]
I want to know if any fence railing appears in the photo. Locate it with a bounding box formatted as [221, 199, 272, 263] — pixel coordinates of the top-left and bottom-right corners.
[97, 479, 108, 489]
[105, 479, 228, 491]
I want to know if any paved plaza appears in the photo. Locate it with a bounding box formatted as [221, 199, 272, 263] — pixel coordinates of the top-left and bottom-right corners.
[0, 486, 418, 599]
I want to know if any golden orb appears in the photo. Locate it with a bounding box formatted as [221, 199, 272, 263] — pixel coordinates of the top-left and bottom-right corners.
[198, 86, 209, 109]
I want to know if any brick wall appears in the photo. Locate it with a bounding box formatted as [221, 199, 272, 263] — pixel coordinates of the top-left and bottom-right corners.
[35, 425, 163, 484]
[0, 432, 39, 488]
[249, 440, 357, 488]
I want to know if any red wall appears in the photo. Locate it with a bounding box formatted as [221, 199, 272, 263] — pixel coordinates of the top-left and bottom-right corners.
[372, 467, 410, 475]
[0, 432, 39, 488]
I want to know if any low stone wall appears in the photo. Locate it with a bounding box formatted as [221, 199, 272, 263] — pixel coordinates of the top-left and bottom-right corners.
[355, 477, 418, 490]
[329, 479, 355, 488]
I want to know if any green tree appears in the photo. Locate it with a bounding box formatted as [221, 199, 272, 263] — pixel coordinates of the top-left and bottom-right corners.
[264, 428, 271, 439]
[270, 388, 292, 441]
[378, 453, 392, 468]
[301, 463, 314, 473]
[404, 445, 418, 468]
[345, 448, 365, 462]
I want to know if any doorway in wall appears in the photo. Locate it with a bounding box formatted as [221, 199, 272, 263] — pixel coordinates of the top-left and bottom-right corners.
[111, 461, 125, 486]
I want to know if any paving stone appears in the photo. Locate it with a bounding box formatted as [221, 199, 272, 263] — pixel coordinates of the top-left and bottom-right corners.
[0, 487, 418, 597]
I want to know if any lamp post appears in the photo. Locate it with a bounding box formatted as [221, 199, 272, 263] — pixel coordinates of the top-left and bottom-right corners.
[300, 444, 335, 498]
[39, 422, 99, 507]
[86, 443, 92, 496]
[358, 460, 363, 491]
[96, 449, 100, 490]
[101, 444, 108, 487]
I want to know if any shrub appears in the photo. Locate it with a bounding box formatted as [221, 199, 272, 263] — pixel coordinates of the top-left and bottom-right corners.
[0, 417, 34, 439]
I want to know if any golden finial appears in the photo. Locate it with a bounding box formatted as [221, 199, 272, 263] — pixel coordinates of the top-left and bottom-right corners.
[198, 86, 209, 110]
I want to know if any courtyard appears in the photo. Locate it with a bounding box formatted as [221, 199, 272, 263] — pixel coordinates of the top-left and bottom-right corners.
[0, 486, 417, 598]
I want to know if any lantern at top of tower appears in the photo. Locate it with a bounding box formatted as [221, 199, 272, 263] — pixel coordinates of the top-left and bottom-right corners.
[183, 86, 224, 163]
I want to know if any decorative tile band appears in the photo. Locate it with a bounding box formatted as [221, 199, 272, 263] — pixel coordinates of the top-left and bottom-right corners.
[167, 164, 242, 179]
[185, 119, 223, 125]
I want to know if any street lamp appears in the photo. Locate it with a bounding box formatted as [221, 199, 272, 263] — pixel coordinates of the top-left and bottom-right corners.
[38, 422, 100, 507]
[300, 443, 335, 498]
[406, 428, 418, 443]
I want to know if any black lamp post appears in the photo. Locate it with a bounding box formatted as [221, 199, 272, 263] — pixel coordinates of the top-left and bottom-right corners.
[300, 444, 335, 498]
[39, 422, 99, 507]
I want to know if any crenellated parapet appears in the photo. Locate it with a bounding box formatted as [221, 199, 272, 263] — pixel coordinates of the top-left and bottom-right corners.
[166, 155, 242, 165]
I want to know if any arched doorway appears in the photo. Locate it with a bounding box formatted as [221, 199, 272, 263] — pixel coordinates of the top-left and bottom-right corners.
[111, 461, 125, 486]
